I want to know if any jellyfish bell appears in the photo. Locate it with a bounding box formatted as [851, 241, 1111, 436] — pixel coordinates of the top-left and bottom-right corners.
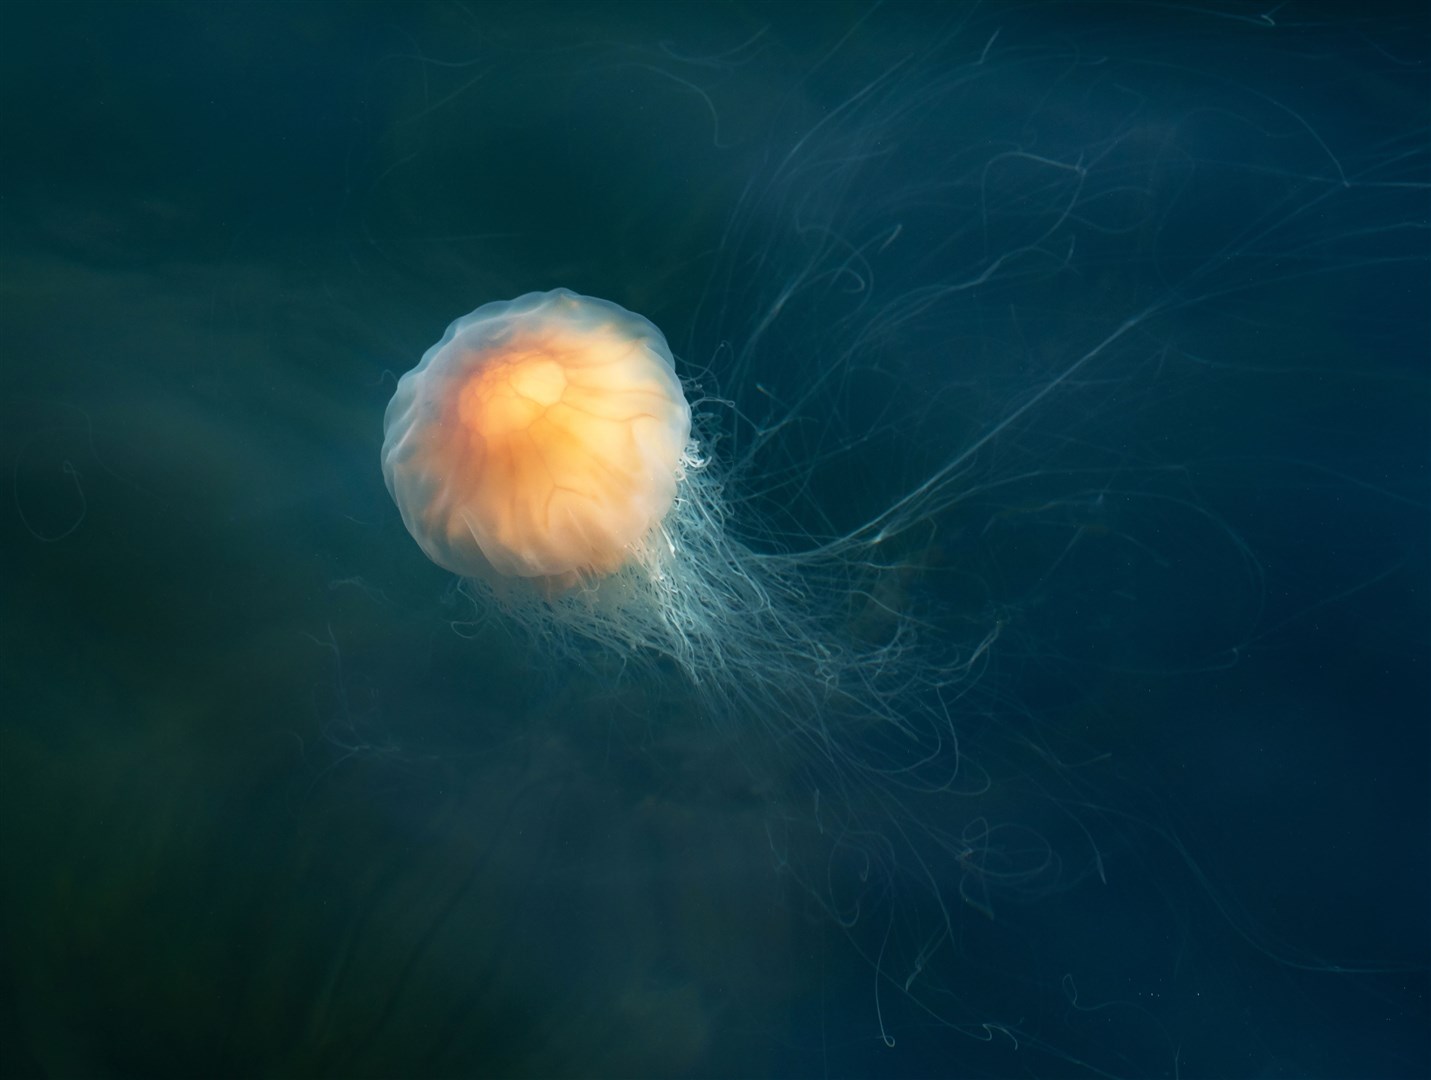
[381, 289, 692, 595]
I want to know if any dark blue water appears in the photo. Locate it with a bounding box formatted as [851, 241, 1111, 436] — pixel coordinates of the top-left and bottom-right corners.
[2, 3, 1427, 1077]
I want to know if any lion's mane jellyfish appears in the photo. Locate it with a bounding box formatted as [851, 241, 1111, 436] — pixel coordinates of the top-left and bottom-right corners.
[381, 283, 951, 739]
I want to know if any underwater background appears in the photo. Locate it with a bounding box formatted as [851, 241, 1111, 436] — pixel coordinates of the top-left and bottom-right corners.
[2, 3, 1427, 1078]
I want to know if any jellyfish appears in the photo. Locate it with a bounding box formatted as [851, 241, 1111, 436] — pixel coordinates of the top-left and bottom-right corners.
[381, 285, 960, 736]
